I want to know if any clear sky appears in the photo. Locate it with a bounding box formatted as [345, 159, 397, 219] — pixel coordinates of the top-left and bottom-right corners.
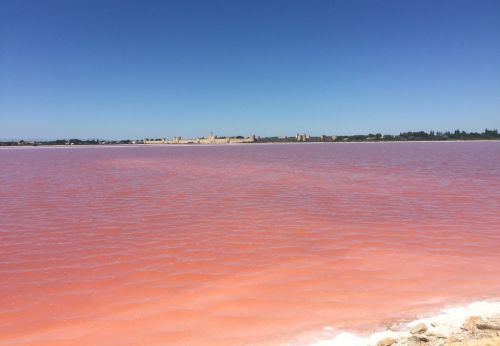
[1, 0, 499, 139]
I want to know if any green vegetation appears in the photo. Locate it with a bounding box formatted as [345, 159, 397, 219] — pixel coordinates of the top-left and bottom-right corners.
[0, 139, 140, 146]
[257, 129, 500, 143]
[332, 129, 499, 142]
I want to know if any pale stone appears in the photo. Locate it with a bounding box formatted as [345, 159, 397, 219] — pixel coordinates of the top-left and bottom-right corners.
[411, 323, 428, 334]
[426, 331, 447, 339]
[377, 337, 398, 346]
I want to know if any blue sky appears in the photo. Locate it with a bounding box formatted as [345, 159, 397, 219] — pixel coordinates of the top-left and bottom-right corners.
[1, 0, 499, 139]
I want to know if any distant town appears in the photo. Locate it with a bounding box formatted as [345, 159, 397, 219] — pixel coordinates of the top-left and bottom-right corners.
[1, 129, 499, 146]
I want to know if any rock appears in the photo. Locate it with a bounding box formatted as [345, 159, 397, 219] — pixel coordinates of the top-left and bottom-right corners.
[462, 316, 484, 332]
[409, 335, 430, 344]
[426, 331, 447, 339]
[476, 323, 500, 330]
[389, 324, 402, 332]
[411, 323, 428, 334]
[377, 337, 398, 346]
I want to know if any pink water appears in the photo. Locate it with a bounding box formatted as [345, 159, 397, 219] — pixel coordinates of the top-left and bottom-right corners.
[1, 142, 500, 346]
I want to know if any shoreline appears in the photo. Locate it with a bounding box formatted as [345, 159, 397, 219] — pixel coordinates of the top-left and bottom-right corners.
[1, 139, 500, 150]
[308, 300, 500, 346]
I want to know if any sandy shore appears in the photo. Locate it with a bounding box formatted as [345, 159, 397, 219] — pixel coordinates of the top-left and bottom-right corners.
[448, 337, 500, 345]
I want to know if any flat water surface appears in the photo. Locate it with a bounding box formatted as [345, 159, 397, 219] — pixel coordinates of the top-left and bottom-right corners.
[1, 142, 500, 345]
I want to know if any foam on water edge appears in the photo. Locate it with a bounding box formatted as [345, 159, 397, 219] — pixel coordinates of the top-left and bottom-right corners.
[304, 300, 500, 346]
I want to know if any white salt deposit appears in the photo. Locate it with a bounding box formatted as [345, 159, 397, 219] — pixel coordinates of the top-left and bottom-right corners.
[305, 300, 500, 346]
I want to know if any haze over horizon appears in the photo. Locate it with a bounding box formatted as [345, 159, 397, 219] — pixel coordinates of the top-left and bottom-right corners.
[1, 0, 499, 139]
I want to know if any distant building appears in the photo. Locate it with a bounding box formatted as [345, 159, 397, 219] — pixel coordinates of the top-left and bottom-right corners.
[296, 133, 307, 142]
[146, 134, 257, 144]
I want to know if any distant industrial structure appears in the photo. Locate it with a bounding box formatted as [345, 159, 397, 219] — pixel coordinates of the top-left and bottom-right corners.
[144, 134, 256, 144]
